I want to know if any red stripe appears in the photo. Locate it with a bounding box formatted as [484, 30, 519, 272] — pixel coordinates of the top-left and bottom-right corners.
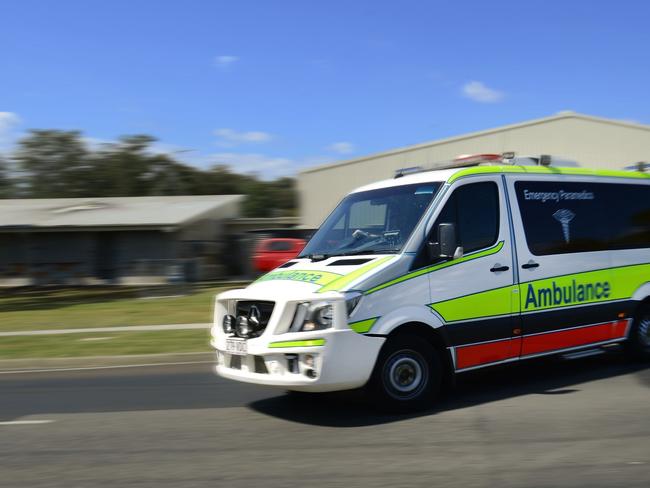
[521, 320, 628, 356]
[456, 338, 521, 370]
[455, 320, 629, 370]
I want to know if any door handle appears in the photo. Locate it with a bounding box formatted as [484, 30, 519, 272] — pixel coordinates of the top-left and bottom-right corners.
[490, 265, 510, 273]
[522, 261, 540, 269]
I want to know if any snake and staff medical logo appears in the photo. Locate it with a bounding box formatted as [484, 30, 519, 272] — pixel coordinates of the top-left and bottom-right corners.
[553, 209, 576, 243]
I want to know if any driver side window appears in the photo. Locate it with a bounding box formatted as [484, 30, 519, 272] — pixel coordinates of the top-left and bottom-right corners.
[419, 181, 499, 266]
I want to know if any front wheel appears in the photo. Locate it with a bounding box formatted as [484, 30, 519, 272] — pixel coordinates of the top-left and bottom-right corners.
[626, 304, 650, 360]
[366, 334, 442, 412]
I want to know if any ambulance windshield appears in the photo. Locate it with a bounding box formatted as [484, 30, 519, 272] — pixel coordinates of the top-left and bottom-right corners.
[300, 182, 441, 258]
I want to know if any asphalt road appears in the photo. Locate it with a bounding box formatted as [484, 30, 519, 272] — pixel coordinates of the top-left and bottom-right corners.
[2, 352, 650, 488]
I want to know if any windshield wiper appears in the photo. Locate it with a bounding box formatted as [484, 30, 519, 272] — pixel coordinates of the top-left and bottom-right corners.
[337, 249, 399, 256]
[300, 249, 398, 261]
[300, 253, 331, 262]
[337, 250, 379, 256]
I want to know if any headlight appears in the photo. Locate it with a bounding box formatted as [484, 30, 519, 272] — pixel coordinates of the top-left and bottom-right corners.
[222, 314, 235, 334]
[236, 316, 251, 336]
[289, 301, 333, 332]
[344, 291, 363, 317]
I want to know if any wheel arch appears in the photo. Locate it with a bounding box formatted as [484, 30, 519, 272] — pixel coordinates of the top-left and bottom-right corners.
[382, 321, 454, 385]
[631, 282, 650, 303]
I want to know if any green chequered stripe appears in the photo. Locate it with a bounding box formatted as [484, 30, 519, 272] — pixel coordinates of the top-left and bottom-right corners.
[255, 270, 343, 287]
[268, 339, 326, 348]
[365, 241, 504, 295]
[317, 256, 395, 293]
[447, 165, 650, 184]
[348, 317, 379, 334]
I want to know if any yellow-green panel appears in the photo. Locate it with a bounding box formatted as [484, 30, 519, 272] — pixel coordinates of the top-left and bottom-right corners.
[348, 317, 379, 333]
[428, 263, 649, 322]
[268, 339, 326, 348]
[255, 270, 343, 287]
[318, 256, 395, 293]
[365, 241, 504, 295]
[520, 263, 650, 312]
[448, 165, 650, 184]
[429, 286, 516, 322]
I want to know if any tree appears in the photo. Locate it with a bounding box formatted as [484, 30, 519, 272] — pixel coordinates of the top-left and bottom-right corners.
[0, 155, 15, 198]
[10, 128, 299, 217]
[90, 135, 160, 197]
[14, 130, 91, 198]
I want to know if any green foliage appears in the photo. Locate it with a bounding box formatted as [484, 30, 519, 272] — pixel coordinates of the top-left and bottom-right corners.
[0, 155, 14, 198]
[5, 130, 298, 217]
[14, 130, 90, 198]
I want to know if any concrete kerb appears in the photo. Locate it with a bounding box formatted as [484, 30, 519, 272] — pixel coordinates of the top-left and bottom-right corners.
[0, 352, 215, 373]
[0, 323, 212, 337]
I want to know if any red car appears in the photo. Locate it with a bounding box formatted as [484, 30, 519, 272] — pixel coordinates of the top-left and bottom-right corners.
[253, 238, 306, 273]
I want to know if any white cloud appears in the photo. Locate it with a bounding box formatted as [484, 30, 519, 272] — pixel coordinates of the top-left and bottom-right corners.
[210, 152, 294, 179]
[214, 128, 273, 147]
[0, 112, 22, 148]
[214, 55, 239, 68]
[327, 141, 355, 154]
[462, 81, 505, 103]
[205, 153, 335, 179]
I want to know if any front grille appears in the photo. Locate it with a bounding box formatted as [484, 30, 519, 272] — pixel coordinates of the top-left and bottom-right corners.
[254, 355, 269, 374]
[233, 300, 275, 339]
[229, 354, 242, 370]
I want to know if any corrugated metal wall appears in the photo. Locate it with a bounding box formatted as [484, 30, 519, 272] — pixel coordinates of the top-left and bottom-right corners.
[298, 115, 650, 227]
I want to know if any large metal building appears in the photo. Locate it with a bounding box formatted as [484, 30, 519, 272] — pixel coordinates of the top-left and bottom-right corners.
[298, 112, 650, 228]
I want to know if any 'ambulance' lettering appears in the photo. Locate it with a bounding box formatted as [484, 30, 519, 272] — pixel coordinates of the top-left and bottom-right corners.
[525, 280, 611, 309]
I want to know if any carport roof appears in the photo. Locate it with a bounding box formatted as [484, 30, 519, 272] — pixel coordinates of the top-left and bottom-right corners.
[0, 195, 244, 229]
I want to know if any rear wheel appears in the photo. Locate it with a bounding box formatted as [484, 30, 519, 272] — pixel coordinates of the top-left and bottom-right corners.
[626, 303, 650, 360]
[366, 333, 442, 412]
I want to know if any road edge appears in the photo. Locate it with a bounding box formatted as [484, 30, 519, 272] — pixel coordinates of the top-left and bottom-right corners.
[0, 351, 215, 373]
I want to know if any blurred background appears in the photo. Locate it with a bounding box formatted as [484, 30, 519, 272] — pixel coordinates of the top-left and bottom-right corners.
[1, 1, 650, 487]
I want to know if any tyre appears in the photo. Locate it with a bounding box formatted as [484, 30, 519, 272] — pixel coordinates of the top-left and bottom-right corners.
[366, 333, 442, 412]
[627, 303, 650, 360]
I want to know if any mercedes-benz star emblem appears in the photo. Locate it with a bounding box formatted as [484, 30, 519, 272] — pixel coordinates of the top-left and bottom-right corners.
[248, 305, 261, 329]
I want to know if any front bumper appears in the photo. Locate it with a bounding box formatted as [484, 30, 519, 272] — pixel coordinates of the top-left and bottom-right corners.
[212, 328, 385, 392]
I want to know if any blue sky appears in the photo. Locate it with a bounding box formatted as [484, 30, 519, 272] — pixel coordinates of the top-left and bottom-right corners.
[1, 0, 649, 178]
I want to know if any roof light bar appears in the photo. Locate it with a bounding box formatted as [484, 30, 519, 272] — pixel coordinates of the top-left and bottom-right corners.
[625, 162, 648, 173]
[393, 153, 575, 178]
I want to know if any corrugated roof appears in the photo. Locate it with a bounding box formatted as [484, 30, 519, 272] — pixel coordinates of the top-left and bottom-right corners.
[299, 112, 650, 175]
[0, 195, 244, 229]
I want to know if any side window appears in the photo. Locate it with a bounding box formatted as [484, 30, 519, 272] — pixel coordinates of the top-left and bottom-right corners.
[427, 181, 500, 260]
[607, 184, 650, 250]
[267, 241, 293, 251]
[513, 181, 650, 255]
[455, 182, 500, 253]
[515, 181, 606, 255]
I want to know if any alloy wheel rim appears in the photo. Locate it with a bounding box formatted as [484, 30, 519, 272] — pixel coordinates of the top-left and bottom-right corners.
[383, 350, 428, 400]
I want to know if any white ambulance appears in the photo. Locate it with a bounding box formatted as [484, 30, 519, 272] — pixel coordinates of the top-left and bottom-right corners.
[211, 155, 650, 410]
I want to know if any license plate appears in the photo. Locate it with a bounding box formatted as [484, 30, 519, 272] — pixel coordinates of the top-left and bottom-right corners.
[226, 338, 247, 356]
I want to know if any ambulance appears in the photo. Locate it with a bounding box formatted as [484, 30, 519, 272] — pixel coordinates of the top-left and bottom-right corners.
[211, 154, 650, 410]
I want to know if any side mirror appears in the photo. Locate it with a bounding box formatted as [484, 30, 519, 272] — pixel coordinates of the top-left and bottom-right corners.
[438, 223, 456, 258]
[427, 223, 463, 262]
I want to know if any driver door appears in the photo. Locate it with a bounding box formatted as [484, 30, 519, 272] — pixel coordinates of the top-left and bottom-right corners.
[425, 176, 522, 371]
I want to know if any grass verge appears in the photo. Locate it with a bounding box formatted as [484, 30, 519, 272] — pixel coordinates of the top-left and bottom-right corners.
[0, 284, 242, 332]
[0, 329, 212, 360]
